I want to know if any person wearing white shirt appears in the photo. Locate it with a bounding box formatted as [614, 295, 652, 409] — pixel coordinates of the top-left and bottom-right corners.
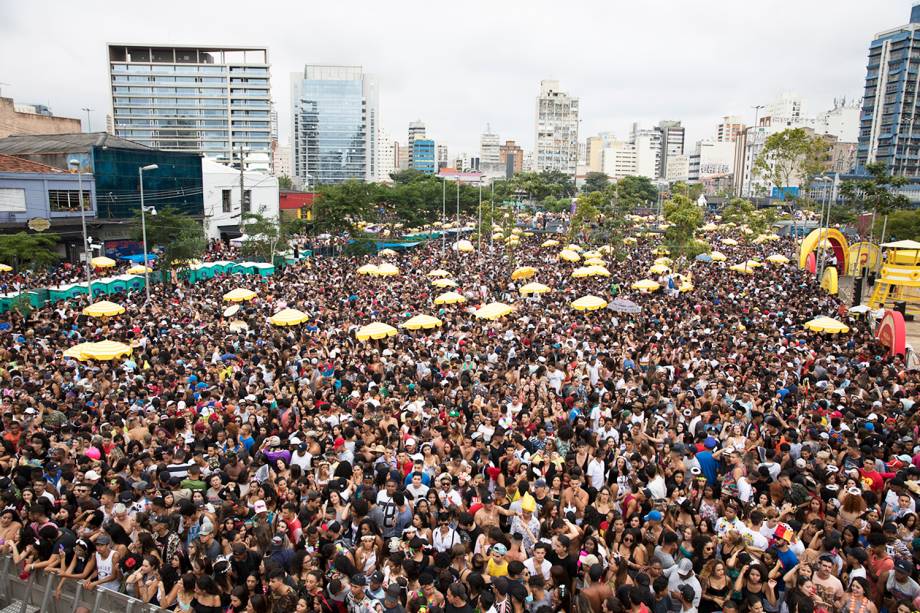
[524, 543, 553, 581]
[431, 514, 462, 552]
[587, 452, 606, 491]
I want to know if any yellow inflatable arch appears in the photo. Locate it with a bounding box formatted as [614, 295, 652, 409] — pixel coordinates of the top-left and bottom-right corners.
[821, 266, 839, 295]
[799, 228, 849, 274]
[848, 242, 880, 275]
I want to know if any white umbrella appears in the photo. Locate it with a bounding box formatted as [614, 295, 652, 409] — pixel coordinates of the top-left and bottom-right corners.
[848, 305, 871, 314]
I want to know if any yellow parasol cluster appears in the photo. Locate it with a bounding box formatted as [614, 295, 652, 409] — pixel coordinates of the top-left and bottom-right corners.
[434, 291, 466, 305]
[355, 322, 398, 341]
[571, 295, 608, 311]
[269, 308, 309, 326]
[400, 314, 443, 330]
[223, 288, 257, 302]
[519, 282, 551, 295]
[804, 316, 849, 334]
[373, 263, 400, 276]
[357, 264, 379, 275]
[473, 302, 514, 320]
[631, 279, 661, 292]
[558, 249, 581, 262]
[65, 340, 133, 361]
[511, 267, 537, 281]
[766, 254, 790, 265]
[82, 301, 125, 317]
[432, 278, 458, 288]
[452, 240, 474, 253]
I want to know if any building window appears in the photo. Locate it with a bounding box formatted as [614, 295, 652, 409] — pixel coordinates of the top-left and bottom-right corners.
[0, 188, 27, 212]
[48, 190, 90, 213]
[242, 189, 251, 213]
[221, 189, 232, 213]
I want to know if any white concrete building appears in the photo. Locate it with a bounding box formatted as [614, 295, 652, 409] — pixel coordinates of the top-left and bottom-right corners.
[202, 158, 279, 241]
[666, 154, 690, 183]
[534, 80, 579, 174]
[272, 144, 291, 179]
[689, 140, 735, 182]
[480, 129, 500, 166]
[815, 98, 860, 143]
[717, 116, 745, 143]
[376, 130, 398, 182]
[601, 136, 659, 180]
[767, 92, 806, 122]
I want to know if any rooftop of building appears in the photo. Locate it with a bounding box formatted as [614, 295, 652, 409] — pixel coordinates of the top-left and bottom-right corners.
[0, 132, 152, 155]
[0, 153, 63, 174]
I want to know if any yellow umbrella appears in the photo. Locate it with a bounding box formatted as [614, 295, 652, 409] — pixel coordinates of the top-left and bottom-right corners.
[0, 264, 11, 272]
[82, 300, 125, 317]
[223, 288, 257, 302]
[582, 250, 602, 259]
[90, 256, 117, 268]
[492, 233, 506, 241]
[631, 279, 661, 292]
[355, 322, 398, 341]
[374, 263, 400, 276]
[572, 266, 593, 278]
[63, 343, 93, 359]
[474, 302, 514, 320]
[378, 249, 397, 257]
[453, 240, 474, 253]
[766, 254, 790, 265]
[401, 314, 443, 330]
[701, 223, 718, 232]
[432, 278, 458, 288]
[228, 320, 249, 333]
[722, 238, 739, 246]
[623, 237, 638, 245]
[434, 291, 466, 305]
[648, 264, 671, 275]
[511, 228, 523, 235]
[584, 258, 606, 266]
[559, 249, 581, 262]
[269, 308, 309, 326]
[804, 316, 850, 334]
[505, 235, 520, 243]
[126, 265, 152, 274]
[511, 266, 537, 281]
[541, 239, 560, 247]
[598, 245, 614, 255]
[357, 264, 379, 275]
[571, 295, 608, 311]
[587, 265, 611, 277]
[652, 247, 670, 256]
[763, 234, 781, 241]
[77, 340, 133, 361]
[427, 269, 451, 277]
[566, 244, 583, 252]
[654, 257, 672, 266]
[729, 263, 754, 274]
[744, 260, 763, 268]
[523, 232, 534, 237]
[519, 282, 551, 295]
[710, 251, 727, 262]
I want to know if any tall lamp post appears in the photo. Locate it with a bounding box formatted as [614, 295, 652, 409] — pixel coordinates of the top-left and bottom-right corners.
[68, 159, 94, 298]
[138, 164, 159, 302]
[815, 176, 833, 280]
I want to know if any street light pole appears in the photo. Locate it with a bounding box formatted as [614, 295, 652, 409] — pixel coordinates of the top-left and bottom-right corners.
[139, 164, 159, 302]
[69, 160, 93, 297]
[478, 178, 482, 254]
[441, 177, 446, 254]
[816, 177, 832, 280]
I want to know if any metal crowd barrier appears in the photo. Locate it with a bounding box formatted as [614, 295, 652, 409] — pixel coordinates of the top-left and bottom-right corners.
[0, 556, 169, 613]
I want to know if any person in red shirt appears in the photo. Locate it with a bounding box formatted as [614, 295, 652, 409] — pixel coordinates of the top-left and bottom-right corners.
[280, 502, 302, 544]
[859, 455, 895, 493]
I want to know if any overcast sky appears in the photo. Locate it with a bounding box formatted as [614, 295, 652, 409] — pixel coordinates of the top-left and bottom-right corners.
[0, 1, 910, 157]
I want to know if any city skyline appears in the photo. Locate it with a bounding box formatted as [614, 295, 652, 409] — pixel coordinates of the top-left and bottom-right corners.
[0, 0, 909, 157]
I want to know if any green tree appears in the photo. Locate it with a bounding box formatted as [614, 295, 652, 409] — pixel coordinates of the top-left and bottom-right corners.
[721, 197, 756, 226]
[569, 191, 604, 241]
[277, 175, 294, 190]
[752, 128, 829, 201]
[614, 176, 658, 208]
[881, 209, 920, 242]
[132, 207, 205, 278]
[314, 180, 374, 234]
[663, 195, 706, 259]
[240, 212, 292, 262]
[0, 232, 60, 271]
[582, 172, 610, 194]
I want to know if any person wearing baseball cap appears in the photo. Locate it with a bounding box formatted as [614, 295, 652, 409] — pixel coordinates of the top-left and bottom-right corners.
[486, 542, 509, 578]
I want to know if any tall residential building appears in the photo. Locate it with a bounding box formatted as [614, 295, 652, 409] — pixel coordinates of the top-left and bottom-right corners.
[273, 144, 291, 179]
[107, 44, 272, 170]
[408, 121, 426, 167]
[412, 139, 436, 175]
[766, 92, 806, 122]
[436, 144, 449, 171]
[534, 80, 579, 174]
[658, 120, 685, 180]
[290, 65, 378, 186]
[858, 7, 920, 175]
[585, 136, 604, 173]
[717, 116, 745, 143]
[499, 140, 524, 176]
[816, 98, 860, 144]
[376, 130, 398, 182]
[480, 129, 501, 166]
[629, 124, 663, 178]
[688, 139, 735, 183]
[601, 137, 658, 180]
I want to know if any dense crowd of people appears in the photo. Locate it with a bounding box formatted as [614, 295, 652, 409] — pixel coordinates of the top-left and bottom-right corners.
[0, 219, 917, 613]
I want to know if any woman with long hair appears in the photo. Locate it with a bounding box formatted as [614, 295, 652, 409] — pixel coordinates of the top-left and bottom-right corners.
[837, 577, 877, 613]
[838, 488, 868, 528]
[699, 559, 731, 613]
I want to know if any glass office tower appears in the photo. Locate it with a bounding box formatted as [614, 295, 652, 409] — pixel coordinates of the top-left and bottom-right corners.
[107, 45, 272, 171]
[291, 65, 378, 186]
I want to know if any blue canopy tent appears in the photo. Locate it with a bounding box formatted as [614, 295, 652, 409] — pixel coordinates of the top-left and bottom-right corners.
[120, 253, 158, 263]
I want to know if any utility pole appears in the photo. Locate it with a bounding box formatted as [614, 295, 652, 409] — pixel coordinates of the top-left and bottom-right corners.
[239, 143, 246, 219]
[82, 107, 94, 133]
